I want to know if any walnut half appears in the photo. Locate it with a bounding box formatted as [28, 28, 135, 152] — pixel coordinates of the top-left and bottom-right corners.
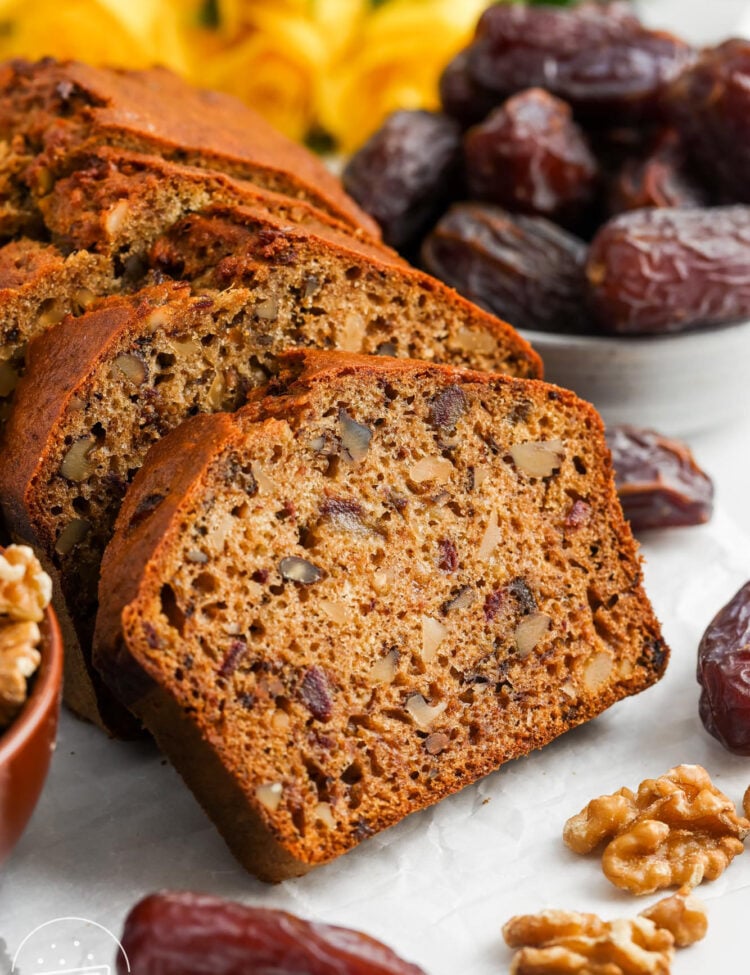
[0, 545, 52, 622]
[503, 892, 707, 975]
[503, 910, 674, 975]
[0, 546, 53, 730]
[563, 764, 750, 895]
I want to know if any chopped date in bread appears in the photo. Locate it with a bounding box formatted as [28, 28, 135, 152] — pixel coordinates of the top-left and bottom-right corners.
[93, 351, 666, 880]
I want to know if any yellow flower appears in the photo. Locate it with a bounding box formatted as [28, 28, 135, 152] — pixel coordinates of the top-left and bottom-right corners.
[199, 10, 326, 141]
[319, 0, 490, 153]
[200, 0, 367, 141]
[0, 0, 191, 72]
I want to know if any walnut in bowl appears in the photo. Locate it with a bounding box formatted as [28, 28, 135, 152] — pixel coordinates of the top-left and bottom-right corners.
[0, 545, 61, 864]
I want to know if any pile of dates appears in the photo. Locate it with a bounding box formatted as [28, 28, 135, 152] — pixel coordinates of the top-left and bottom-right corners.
[344, 1, 750, 336]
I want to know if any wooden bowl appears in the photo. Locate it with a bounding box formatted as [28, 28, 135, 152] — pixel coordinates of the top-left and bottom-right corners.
[0, 606, 63, 864]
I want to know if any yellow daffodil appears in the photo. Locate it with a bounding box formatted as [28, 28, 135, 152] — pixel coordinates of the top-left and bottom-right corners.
[0, 0, 191, 72]
[319, 0, 489, 152]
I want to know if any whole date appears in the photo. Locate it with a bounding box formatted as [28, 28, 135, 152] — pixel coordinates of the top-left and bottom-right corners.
[421, 202, 588, 333]
[698, 582, 750, 755]
[456, 2, 693, 122]
[606, 425, 713, 532]
[464, 88, 598, 224]
[670, 40, 750, 204]
[342, 110, 462, 251]
[587, 206, 750, 334]
[608, 129, 709, 215]
[119, 892, 428, 975]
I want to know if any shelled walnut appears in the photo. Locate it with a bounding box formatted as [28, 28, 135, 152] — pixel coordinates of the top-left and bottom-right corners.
[563, 764, 749, 894]
[503, 890, 707, 975]
[0, 545, 52, 730]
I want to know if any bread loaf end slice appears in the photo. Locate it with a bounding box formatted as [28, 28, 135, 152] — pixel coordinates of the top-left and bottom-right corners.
[93, 350, 667, 881]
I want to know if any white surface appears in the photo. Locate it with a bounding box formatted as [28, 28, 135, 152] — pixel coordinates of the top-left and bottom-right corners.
[1, 418, 749, 972]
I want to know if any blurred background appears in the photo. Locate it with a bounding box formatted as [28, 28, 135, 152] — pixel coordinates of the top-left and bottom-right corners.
[1, 0, 748, 156]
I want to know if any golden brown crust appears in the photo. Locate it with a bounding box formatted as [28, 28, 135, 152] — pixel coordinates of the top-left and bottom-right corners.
[0, 58, 379, 236]
[94, 350, 667, 881]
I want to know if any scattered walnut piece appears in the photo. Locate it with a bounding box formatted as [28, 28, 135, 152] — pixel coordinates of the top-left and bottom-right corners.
[640, 889, 708, 948]
[503, 909, 674, 975]
[563, 764, 750, 894]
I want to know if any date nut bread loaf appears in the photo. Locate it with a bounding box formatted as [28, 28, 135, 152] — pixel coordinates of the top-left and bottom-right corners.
[93, 350, 667, 881]
[0, 59, 377, 238]
[0, 264, 537, 733]
[148, 203, 540, 377]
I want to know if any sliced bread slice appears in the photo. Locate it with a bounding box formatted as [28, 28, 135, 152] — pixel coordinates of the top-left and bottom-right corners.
[38, 147, 385, 265]
[0, 58, 378, 237]
[93, 350, 667, 881]
[149, 204, 540, 378]
[0, 238, 115, 418]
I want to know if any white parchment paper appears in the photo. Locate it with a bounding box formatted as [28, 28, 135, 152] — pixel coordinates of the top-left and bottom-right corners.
[1, 478, 749, 974]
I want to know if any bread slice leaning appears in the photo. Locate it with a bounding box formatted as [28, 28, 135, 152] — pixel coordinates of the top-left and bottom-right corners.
[148, 203, 541, 378]
[0, 239, 115, 417]
[38, 147, 390, 264]
[93, 350, 668, 882]
[0, 259, 537, 734]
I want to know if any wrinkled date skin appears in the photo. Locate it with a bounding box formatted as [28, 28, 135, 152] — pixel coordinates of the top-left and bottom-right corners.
[609, 129, 709, 215]
[464, 88, 598, 225]
[119, 892, 429, 975]
[587, 206, 750, 334]
[421, 202, 588, 333]
[669, 40, 750, 203]
[462, 2, 694, 122]
[698, 582, 750, 755]
[606, 425, 713, 532]
[342, 109, 462, 251]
